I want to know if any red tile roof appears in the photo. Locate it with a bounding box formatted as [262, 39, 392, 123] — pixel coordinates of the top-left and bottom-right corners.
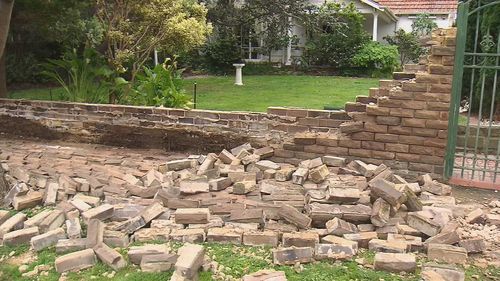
[376, 0, 458, 15]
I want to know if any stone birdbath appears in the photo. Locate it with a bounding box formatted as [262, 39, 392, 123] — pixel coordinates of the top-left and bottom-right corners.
[233, 63, 245, 86]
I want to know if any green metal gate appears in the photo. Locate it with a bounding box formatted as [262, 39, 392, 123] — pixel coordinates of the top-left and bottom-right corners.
[445, 0, 500, 188]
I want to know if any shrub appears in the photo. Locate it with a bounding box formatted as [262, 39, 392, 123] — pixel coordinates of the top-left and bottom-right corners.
[128, 59, 192, 108]
[302, 3, 370, 68]
[201, 34, 241, 75]
[384, 29, 424, 66]
[6, 53, 48, 85]
[352, 42, 399, 77]
[41, 49, 124, 103]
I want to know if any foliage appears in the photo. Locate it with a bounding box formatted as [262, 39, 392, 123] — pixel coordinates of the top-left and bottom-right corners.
[95, 0, 212, 81]
[6, 0, 101, 85]
[302, 2, 370, 68]
[412, 13, 438, 37]
[352, 42, 400, 77]
[384, 29, 424, 66]
[128, 59, 192, 108]
[41, 49, 127, 103]
[201, 32, 241, 74]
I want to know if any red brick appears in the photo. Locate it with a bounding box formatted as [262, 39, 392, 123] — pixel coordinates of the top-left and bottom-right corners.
[409, 145, 434, 155]
[372, 151, 396, 160]
[408, 163, 434, 173]
[287, 109, 308, 118]
[362, 141, 385, 151]
[388, 126, 412, 135]
[430, 84, 452, 93]
[399, 135, 426, 145]
[338, 140, 361, 149]
[366, 105, 390, 116]
[364, 123, 388, 133]
[390, 108, 414, 118]
[412, 128, 438, 137]
[374, 133, 399, 143]
[426, 120, 448, 130]
[420, 155, 444, 165]
[386, 143, 409, 153]
[349, 149, 372, 158]
[298, 118, 320, 127]
[439, 111, 449, 121]
[326, 147, 349, 155]
[414, 110, 440, 119]
[316, 137, 338, 147]
[376, 116, 401, 125]
[402, 118, 426, 128]
[396, 153, 421, 162]
[427, 102, 450, 111]
[438, 130, 447, 138]
[424, 138, 447, 148]
[402, 83, 428, 92]
[350, 132, 375, 141]
[304, 145, 327, 154]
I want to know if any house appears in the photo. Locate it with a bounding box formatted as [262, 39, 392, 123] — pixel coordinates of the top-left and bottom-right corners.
[244, 0, 457, 64]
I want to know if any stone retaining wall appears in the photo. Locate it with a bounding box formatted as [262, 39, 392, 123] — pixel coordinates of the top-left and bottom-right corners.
[0, 28, 456, 180]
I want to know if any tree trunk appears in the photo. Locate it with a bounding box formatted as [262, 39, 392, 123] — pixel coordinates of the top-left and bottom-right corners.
[0, 0, 15, 59]
[0, 52, 6, 98]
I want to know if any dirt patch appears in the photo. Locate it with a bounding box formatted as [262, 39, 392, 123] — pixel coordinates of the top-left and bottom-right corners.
[7, 251, 37, 266]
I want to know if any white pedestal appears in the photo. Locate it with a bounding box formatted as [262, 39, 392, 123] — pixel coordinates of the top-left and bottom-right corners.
[233, 63, 245, 86]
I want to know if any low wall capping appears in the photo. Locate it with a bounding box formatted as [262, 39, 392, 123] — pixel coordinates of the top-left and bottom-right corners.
[0, 28, 456, 181]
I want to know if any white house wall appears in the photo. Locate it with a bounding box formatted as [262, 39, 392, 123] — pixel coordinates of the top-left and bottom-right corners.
[396, 14, 455, 33]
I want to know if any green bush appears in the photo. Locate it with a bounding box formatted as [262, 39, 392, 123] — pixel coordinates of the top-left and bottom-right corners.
[41, 49, 125, 103]
[302, 3, 370, 68]
[128, 59, 192, 108]
[201, 34, 241, 75]
[6, 53, 49, 85]
[352, 42, 399, 77]
[384, 29, 423, 66]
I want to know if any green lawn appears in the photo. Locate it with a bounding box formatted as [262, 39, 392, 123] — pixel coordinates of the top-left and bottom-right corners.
[7, 75, 378, 112]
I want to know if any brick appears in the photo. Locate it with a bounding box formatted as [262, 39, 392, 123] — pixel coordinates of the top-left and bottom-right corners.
[207, 228, 242, 244]
[426, 120, 448, 130]
[233, 181, 256, 194]
[369, 239, 407, 253]
[94, 243, 127, 271]
[55, 249, 97, 273]
[348, 149, 372, 158]
[372, 151, 395, 160]
[427, 244, 467, 264]
[366, 105, 390, 116]
[385, 143, 409, 153]
[82, 204, 114, 223]
[376, 116, 401, 125]
[343, 232, 378, 248]
[328, 188, 360, 203]
[273, 247, 314, 265]
[429, 65, 453, 75]
[315, 137, 338, 147]
[175, 243, 205, 279]
[209, 177, 232, 191]
[40, 209, 65, 233]
[364, 123, 388, 133]
[387, 234, 423, 252]
[350, 132, 375, 141]
[128, 244, 169, 265]
[402, 118, 426, 128]
[320, 235, 358, 256]
[86, 219, 105, 248]
[309, 164, 329, 183]
[326, 218, 358, 236]
[374, 253, 416, 273]
[13, 191, 43, 211]
[361, 141, 385, 151]
[0, 213, 26, 238]
[322, 156, 346, 167]
[55, 238, 87, 254]
[458, 238, 485, 254]
[140, 253, 177, 273]
[369, 179, 406, 207]
[180, 179, 210, 194]
[31, 227, 67, 251]
[162, 159, 197, 172]
[291, 168, 308, 185]
[282, 232, 319, 248]
[2, 226, 39, 246]
[175, 208, 210, 224]
[243, 231, 279, 247]
[425, 231, 460, 246]
[421, 263, 465, 281]
[278, 204, 311, 229]
[170, 228, 206, 243]
[407, 212, 441, 237]
[371, 198, 391, 227]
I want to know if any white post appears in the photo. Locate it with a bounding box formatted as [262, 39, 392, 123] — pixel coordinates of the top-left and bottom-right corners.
[154, 49, 159, 66]
[233, 64, 245, 86]
[285, 16, 293, 66]
[372, 12, 379, 41]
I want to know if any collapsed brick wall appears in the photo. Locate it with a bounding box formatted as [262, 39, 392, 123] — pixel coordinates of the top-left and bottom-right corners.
[0, 28, 456, 180]
[275, 28, 456, 179]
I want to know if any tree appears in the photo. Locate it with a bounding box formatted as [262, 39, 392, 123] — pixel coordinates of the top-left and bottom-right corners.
[384, 29, 423, 66]
[412, 13, 438, 37]
[0, 0, 15, 98]
[302, 2, 369, 68]
[96, 0, 212, 82]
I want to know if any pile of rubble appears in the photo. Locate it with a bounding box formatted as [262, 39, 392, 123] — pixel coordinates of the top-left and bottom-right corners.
[0, 141, 499, 281]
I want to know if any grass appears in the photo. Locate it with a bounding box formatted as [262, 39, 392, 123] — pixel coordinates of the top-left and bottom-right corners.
[7, 75, 379, 112]
[0, 242, 499, 281]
